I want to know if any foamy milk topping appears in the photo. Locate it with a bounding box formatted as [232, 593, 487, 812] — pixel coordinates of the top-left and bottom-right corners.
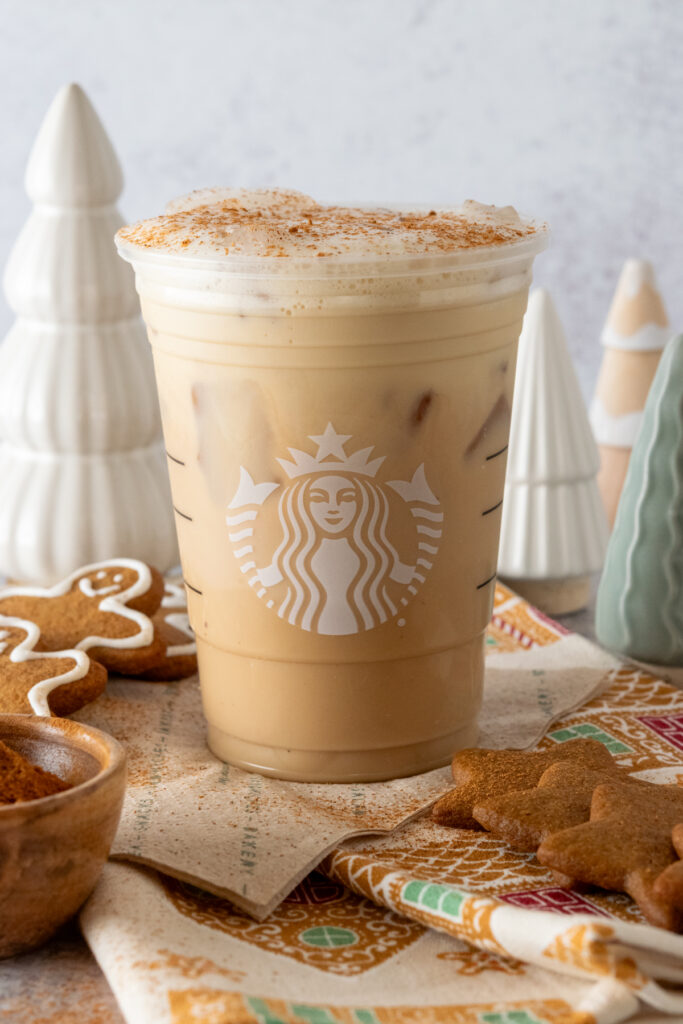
[116, 189, 548, 314]
[118, 188, 541, 260]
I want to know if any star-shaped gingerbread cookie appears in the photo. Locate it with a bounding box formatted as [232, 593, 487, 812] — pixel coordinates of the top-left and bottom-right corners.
[431, 738, 615, 830]
[653, 824, 683, 912]
[0, 614, 106, 716]
[132, 582, 197, 682]
[537, 781, 683, 930]
[472, 759, 637, 851]
[0, 559, 166, 675]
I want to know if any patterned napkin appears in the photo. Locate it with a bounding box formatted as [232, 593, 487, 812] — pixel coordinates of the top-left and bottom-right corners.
[80, 642, 683, 1023]
[74, 585, 616, 918]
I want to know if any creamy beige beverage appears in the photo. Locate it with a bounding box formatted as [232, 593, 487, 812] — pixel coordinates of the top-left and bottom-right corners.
[116, 189, 547, 782]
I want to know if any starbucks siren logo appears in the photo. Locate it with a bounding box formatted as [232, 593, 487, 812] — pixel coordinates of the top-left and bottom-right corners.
[225, 424, 443, 635]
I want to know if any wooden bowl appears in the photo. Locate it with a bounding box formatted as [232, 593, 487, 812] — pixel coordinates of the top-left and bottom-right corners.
[0, 714, 126, 958]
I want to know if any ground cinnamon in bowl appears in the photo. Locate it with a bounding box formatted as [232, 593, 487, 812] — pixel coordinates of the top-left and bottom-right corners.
[0, 738, 69, 803]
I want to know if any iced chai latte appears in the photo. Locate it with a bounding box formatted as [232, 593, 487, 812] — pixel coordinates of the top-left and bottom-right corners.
[117, 189, 547, 781]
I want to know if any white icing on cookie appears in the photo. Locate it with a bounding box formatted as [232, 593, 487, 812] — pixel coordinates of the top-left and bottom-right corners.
[0, 558, 155, 653]
[158, 580, 196, 659]
[79, 579, 123, 598]
[0, 614, 93, 717]
[161, 581, 187, 610]
[164, 611, 195, 658]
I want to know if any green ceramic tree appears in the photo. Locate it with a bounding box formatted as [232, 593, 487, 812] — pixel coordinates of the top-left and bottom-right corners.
[596, 334, 683, 664]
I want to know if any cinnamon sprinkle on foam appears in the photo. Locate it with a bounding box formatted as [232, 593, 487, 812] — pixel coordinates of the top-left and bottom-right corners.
[117, 188, 540, 260]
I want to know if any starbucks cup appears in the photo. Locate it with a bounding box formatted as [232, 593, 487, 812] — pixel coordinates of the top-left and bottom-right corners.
[117, 197, 547, 782]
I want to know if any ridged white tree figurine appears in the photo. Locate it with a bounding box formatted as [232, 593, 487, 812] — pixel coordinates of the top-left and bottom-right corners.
[0, 83, 178, 582]
[498, 288, 608, 614]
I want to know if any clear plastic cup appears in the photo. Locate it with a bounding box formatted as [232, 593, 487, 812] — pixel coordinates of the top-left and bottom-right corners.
[118, 210, 547, 781]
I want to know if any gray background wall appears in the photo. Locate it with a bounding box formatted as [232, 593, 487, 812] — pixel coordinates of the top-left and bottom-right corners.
[1, 0, 681, 398]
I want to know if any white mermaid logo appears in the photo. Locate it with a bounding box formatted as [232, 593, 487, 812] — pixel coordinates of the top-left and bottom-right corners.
[226, 424, 443, 635]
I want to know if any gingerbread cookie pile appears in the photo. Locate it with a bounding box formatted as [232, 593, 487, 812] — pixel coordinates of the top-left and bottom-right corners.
[0, 559, 197, 718]
[432, 739, 683, 932]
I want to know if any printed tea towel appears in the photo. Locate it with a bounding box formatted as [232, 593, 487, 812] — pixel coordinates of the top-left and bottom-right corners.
[81, 631, 683, 1024]
[75, 585, 617, 917]
[82, 861, 648, 1024]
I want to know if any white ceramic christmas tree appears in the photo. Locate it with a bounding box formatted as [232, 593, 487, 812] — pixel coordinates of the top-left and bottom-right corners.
[0, 84, 178, 582]
[498, 288, 608, 614]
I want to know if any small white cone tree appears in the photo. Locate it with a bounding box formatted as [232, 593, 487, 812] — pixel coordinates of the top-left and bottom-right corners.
[0, 83, 178, 582]
[498, 288, 608, 614]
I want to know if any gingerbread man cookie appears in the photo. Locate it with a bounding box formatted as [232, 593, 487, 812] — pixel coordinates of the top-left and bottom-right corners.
[0, 559, 166, 675]
[133, 582, 197, 682]
[0, 614, 106, 716]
